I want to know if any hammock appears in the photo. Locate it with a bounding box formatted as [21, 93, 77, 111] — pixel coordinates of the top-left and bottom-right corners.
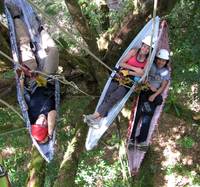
[5, 0, 60, 162]
[127, 23, 171, 175]
[85, 17, 160, 151]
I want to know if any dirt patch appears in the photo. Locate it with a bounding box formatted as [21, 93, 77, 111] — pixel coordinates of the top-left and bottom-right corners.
[152, 112, 200, 187]
[97, 111, 200, 186]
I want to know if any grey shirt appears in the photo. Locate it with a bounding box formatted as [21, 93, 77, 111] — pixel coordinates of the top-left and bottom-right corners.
[148, 63, 170, 89]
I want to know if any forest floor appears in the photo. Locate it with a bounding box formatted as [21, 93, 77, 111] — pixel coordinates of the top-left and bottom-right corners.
[98, 111, 200, 187]
[152, 112, 200, 187]
[0, 94, 200, 187]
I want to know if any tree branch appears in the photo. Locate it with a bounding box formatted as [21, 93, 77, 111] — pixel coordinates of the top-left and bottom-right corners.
[53, 98, 98, 187]
[64, 0, 108, 91]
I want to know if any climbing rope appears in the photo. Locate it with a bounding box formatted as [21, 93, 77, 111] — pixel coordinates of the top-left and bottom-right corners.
[0, 49, 91, 96]
[142, 0, 158, 80]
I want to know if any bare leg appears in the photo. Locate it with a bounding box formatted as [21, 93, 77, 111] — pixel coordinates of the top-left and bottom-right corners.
[47, 110, 57, 136]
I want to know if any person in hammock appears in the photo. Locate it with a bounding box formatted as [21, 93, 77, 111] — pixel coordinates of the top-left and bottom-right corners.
[128, 49, 170, 149]
[7, 3, 58, 143]
[84, 35, 156, 128]
[24, 83, 57, 144]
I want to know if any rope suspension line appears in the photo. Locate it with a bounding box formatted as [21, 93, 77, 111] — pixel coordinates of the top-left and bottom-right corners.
[0, 49, 91, 96]
[142, 0, 158, 80]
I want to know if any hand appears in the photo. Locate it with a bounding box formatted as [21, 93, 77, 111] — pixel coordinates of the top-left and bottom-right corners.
[148, 94, 156, 102]
[120, 69, 129, 77]
[149, 85, 157, 92]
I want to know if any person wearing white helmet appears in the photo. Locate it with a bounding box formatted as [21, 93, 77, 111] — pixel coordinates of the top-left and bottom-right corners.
[129, 48, 170, 149]
[84, 35, 156, 128]
[142, 35, 156, 48]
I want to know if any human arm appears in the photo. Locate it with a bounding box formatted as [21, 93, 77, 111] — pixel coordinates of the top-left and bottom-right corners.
[119, 48, 144, 76]
[148, 80, 168, 102]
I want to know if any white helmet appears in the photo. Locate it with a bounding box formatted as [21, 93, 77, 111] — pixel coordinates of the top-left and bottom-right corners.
[142, 35, 156, 48]
[156, 49, 169, 60]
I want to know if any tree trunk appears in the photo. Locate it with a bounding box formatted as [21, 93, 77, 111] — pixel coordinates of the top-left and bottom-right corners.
[0, 1, 13, 68]
[0, 23, 12, 68]
[64, 0, 99, 56]
[53, 99, 98, 187]
[103, 0, 179, 67]
[64, 0, 108, 90]
[26, 146, 46, 187]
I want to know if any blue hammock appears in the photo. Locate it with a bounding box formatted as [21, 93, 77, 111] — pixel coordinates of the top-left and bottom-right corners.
[5, 0, 60, 162]
[85, 17, 160, 151]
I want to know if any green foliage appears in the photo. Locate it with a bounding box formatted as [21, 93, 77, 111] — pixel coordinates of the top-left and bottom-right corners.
[0, 133, 31, 186]
[4, 149, 29, 187]
[177, 136, 195, 149]
[165, 90, 181, 117]
[79, 0, 101, 33]
[44, 2, 63, 16]
[0, 70, 15, 79]
[0, 107, 21, 128]
[108, 0, 134, 26]
[167, 0, 200, 110]
[75, 146, 131, 187]
[166, 164, 200, 186]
